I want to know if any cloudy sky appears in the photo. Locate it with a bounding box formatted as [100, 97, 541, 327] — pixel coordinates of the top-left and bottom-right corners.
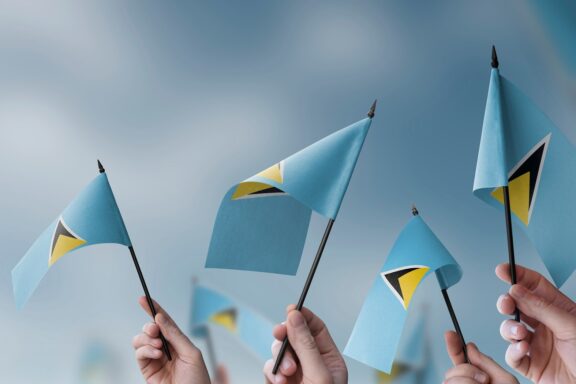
[0, 1, 575, 383]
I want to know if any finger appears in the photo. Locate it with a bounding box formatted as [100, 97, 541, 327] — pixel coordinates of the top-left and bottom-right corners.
[504, 341, 530, 376]
[139, 296, 166, 319]
[496, 264, 574, 311]
[273, 323, 287, 341]
[499, 320, 532, 343]
[155, 312, 197, 356]
[444, 331, 467, 365]
[132, 333, 163, 350]
[467, 343, 520, 381]
[444, 365, 489, 384]
[290, 306, 339, 357]
[496, 294, 540, 329]
[142, 322, 161, 338]
[135, 345, 163, 362]
[270, 340, 297, 376]
[263, 359, 286, 384]
[286, 311, 330, 382]
[509, 284, 576, 338]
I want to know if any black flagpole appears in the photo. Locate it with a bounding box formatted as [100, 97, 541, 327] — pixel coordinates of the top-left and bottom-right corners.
[98, 160, 172, 361]
[412, 206, 469, 363]
[491, 47, 520, 323]
[272, 100, 377, 375]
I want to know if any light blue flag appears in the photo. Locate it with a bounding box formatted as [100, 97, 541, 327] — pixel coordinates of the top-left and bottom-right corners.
[344, 215, 462, 373]
[12, 172, 131, 308]
[191, 284, 274, 361]
[206, 113, 372, 275]
[473, 67, 576, 286]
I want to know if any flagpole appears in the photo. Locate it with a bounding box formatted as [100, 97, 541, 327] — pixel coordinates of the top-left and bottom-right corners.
[272, 218, 335, 374]
[411, 206, 469, 363]
[272, 99, 377, 375]
[491, 47, 520, 323]
[98, 160, 172, 361]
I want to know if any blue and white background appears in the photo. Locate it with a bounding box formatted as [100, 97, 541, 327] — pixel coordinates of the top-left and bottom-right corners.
[0, 1, 575, 383]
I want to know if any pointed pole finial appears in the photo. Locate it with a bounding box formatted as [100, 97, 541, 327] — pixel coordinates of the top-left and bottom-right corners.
[367, 99, 377, 118]
[411, 204, 419, 216]
[97, 160, 105, 173]
[491, 45, 499, 69]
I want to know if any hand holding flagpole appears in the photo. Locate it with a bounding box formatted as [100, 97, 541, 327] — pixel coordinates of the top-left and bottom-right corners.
[271, 100, 377, 375]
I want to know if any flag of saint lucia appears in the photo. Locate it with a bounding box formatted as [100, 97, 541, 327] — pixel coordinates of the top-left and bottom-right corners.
[344, 216, 462, 373]
[191, 284, 274, 361]
[473, 63, 576, 286]
[191, 285, 274, 361]
[12, 171, 131, 308]
[206, 109, 372, 275]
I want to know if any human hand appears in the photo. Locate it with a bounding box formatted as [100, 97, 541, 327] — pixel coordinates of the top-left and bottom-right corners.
[496, 263, 576, 383]
[263, 305, 347, 384]
[132, 296, 211, 384]
[444, 331, 519, 384]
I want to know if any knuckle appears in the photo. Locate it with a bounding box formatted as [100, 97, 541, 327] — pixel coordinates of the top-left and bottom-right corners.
[297, 332, 316, 350]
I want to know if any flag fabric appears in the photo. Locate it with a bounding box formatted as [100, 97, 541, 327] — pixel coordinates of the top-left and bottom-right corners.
[191, 284, 274, 361]
[473, 67, 576, 286]
[206, 116, 372, 275]
[12, 173, 131, 308]
[344, 215, 462, 373]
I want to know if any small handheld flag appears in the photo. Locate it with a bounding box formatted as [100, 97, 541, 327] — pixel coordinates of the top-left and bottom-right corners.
[473, 47, 576, 288]
[190, 283, 274, 363]
[344, 209, 464, 373]
[12, 161, 172, 360]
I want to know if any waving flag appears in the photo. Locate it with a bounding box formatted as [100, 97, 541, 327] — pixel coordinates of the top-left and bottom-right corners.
[191, 284, 274, 361]
[206, 113, 372, 275]
[12, 172, 131, 308]
[473, 63, 576, 286]
[344, 215, 462, 373]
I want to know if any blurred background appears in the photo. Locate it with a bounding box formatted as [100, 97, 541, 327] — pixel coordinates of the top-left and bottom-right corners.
[0, 0, 575, 382]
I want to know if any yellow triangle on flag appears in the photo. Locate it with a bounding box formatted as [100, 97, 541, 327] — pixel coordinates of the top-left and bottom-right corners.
[491, 172, 531, 225]
[232, 182, 274, 200]
[256, 162, 283, 183]
[49, 235, 86, 266]
[398, 268, 429, 310]
[210, 310, 237, 333]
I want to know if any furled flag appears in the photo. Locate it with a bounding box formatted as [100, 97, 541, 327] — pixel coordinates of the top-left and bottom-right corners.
[191, 284, 274, 361]
[205, 109, 373, 275]
[12, 171, 131, 308]
[344, 215, 462, 373]
[375, 313, 439, 384]
[473, 55, 576, 286]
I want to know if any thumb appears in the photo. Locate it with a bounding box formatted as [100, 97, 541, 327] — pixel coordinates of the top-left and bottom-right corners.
[156, 312, 197, 356]
[467, 343, 513, 381]
[509, 284, 576, 339]
[286, 310, 330, 381]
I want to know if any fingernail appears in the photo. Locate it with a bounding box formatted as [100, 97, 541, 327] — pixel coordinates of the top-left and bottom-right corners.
[289, 311, 304, 327]
[281, 359, 292, 371]
[474, 372, 488, 383]
[511, 325, 519, 336]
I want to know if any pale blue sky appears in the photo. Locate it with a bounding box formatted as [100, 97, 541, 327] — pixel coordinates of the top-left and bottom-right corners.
[0, 1, 575, 383]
